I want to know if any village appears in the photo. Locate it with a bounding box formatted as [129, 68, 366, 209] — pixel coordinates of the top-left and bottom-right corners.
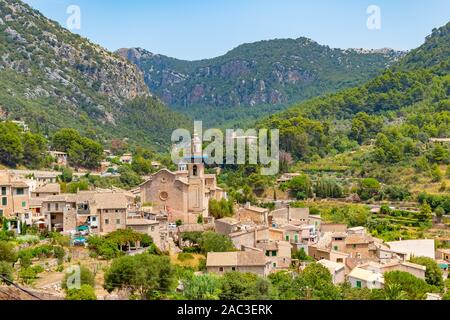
[0, 134, 449, 301]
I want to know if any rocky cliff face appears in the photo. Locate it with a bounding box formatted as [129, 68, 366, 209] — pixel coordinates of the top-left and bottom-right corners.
[0, 0, 149, 126]
[118, 40, 405, 110]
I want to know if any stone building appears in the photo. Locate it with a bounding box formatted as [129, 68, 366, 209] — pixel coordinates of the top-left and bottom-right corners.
[0, 172, 30, 219]
[42, 190, 132, 235]
[206, 251, 271, 277]
[139, 134, 225, 223]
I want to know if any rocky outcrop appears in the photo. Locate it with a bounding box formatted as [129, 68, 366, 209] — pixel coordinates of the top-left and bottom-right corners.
[118, 39, 405, 110]
[0, 0, 149, 126]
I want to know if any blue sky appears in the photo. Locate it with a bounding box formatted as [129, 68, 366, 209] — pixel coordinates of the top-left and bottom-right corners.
[24, 0, 450, 60]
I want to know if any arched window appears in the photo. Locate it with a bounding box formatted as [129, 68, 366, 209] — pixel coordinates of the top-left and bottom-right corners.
[193, 165, 198, 176]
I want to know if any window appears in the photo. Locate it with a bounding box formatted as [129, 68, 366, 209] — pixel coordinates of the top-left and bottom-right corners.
[115, 209, 119, 213]
[22, 201, 26, 208]
[353, 244, 357, 249]
[105, 219, 109, 225]
[55, 203, 59, 211]
[265, 251, 270, 257]
[271, 251, 277, 257]
[159, 192, 169, 201]
[0, 209, 3, 217]
[231, 267, 236, 271]
[285, 235, 290, 241]
[337, 258, 343, 263]
[193, 165, 198, 176]
[356, 280, 362, 288]
[1, 187, 6, 196]
[36, 193, 40, 197]
[16, 188, 24, 195]
[51, 215, 56, 220]
[151, 226, 155, 232]
[294, 234, 299, 243]
[333, 246, 338, 251]
[47, 203, 51, 211]
[116, 219, 121, 225]
[273, 263, 277, 268]
[219, 267, 224, 272]
[24, 213, 29, 219]
[1, 197, 7, 206]
[92, 217, 97, 222]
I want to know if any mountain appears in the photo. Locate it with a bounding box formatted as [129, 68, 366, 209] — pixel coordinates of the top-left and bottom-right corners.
[258, 22, 449, 161]
[117, 40, 404, 126]
[0, 0, 189, 150]
[395, 22, 450, 72]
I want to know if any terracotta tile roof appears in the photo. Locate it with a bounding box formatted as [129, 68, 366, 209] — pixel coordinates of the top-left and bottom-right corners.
[348, 267, 384, 283]
[207, 251, 268, 267]
[216, 217, 239, 225]
[126, 218, 159, 226]
[34, 183, 60, 194]
[345, 235, 371, 245]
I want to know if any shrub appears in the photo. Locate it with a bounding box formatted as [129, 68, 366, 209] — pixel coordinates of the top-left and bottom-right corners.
[177, 253, 194, 262]
[0, 261, 13, 284]
[65, 284, 97, 300]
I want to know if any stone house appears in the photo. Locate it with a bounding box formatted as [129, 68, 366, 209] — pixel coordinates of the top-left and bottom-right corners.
[206, 251, 271, 277]
[347, 267, 384, 289]
[35, 173, 58, 187]
[318, 259, 346, 284]
[42, 190, 132, 235]
[359, 261, 426, 280]
[215, 217, 240, 235]
[0, 173, 30, 219]
[31, 183, 61, 198]
[270, 206, 309, 226]
[126, 218, 162, 249]
[47, 151, 68, 167]
[254, 240, 292, 270]
[237, 203, 269, 225]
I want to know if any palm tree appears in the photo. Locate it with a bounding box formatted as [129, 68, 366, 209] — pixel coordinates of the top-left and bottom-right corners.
[384, 283, 408, 300]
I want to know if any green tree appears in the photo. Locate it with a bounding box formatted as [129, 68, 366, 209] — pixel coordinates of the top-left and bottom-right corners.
[314, 177, 343, 198]
[431, 164, 443, 182]
[288, 175, 313, 200]
[208, 199, 235, 219]
[118, 166, 142, 188]
[65, 284, 97, 300]
[104, 254, 175, 300]
[198, 232, 235, 253]
[21, 132, 48, 169]
[0, 261, 13, 284]
[60, 167, 73, 183]
[357, 178, 381, 201]
[62, 266, 95, 290]
[131, 156, 152, 175]
[429, 144, 449, 163]
[268, 271, 300, 300]
[296, 263, 341, 300]
[383, 271, 430, 300]
[0, 241, 18, 263]
[410, 257, 444, 288]
[182, 274, 220, 300]
[0, 123, 24, 167]
[218, 272, 270, 300]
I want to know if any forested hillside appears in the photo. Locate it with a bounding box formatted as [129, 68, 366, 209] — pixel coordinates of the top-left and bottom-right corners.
[260, 22, 449, 163]
[118, 40, 403, 127]
[0, 0, 189, 150]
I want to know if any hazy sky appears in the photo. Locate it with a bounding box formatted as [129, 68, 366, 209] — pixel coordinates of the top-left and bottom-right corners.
[24, 0, 450, 60]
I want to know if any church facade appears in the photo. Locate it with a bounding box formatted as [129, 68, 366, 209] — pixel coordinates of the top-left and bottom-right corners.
[139, 135, 226, 223]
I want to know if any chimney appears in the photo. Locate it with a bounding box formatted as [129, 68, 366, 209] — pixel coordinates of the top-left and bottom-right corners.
[287, 205, 291, 222]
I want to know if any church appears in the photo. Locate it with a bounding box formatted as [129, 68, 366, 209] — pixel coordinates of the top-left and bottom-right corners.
[139, 134, 226, 223]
